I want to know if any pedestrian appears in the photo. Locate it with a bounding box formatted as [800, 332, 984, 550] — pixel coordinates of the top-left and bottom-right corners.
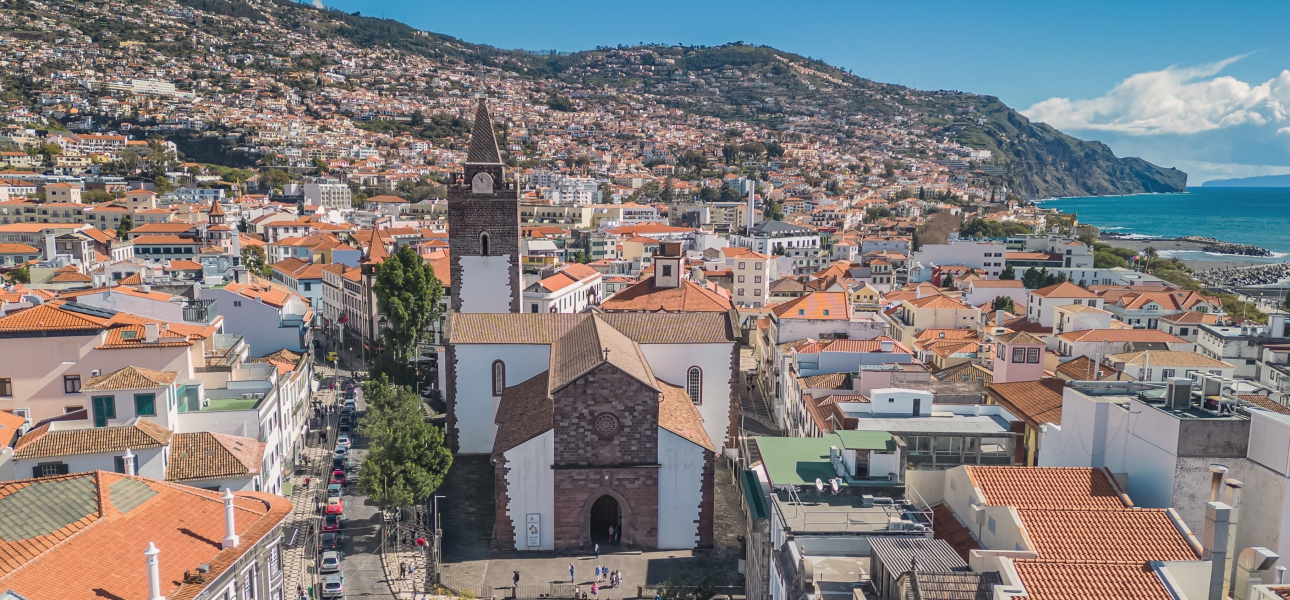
[409, 564, 416, 579]
[608, 525, 615, 544]
[591, 583, 599, 599]
[594, 542, 599, 559]
[570, 562, 576, 584]
[304, 476, 311, 489]
[400, 562, 407, 579]
[596, 565, 602, 582]
[513, 570, 521, 588]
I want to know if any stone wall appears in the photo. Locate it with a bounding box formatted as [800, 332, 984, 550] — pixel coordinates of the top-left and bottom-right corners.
[493, 453, 514, 548]
[553, 467, 659, 549]
[697, 449, 716, 548]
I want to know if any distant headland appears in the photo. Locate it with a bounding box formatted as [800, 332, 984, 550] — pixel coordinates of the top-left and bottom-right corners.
[1201, 174, 1290, 188]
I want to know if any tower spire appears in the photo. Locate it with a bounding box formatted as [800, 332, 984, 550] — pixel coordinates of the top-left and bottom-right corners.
[466, 96, 502, 165]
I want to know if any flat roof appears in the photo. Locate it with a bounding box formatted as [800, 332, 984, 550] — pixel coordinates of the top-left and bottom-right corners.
[770, 492, 925, 535]
[848, 414, 1011, 434]
[201, 397, 262, 411]
[755, 433, 896, 487]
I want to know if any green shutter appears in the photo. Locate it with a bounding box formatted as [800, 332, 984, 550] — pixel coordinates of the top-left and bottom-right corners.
[135, 394, 155, 417]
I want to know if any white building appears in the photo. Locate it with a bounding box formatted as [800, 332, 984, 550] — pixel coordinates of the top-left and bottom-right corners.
[522, 263, 603, 313]
[910, 239, 1007, 279]
[303, 181, 354, 211]
[205, 280, 312, 356]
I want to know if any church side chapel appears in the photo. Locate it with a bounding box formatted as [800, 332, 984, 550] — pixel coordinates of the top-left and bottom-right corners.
[444, 98, 737, 551]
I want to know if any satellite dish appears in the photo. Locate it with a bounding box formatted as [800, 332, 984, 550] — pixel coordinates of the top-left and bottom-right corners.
[815, 478, 824, 492]
[830, 479, 841, 494]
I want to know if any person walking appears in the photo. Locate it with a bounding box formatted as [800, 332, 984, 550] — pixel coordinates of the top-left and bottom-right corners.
[608, 525, 615, 544]
[594, 542, 600, 559]
[513, 570, 521, 588]
[400, 562, 407, 580]
[591, 583, 599, 599]
[570, 562, 576, 584]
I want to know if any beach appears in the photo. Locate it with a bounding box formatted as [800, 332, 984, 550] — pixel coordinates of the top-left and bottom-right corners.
[1102, 237, 1283, 270]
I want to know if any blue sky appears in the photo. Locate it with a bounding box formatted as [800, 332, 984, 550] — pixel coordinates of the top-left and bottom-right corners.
[319, 0, 1290, 184]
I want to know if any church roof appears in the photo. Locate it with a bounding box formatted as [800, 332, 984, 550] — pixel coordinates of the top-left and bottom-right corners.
[493, 371, 554, 455]
[549, 315, 658, 394]
[448, 312, 735, 345]
[466, 97, 502, 164]
[657, 378, 715, 451]
[599, 277, 733, 312]
[208, 198, 225, 217]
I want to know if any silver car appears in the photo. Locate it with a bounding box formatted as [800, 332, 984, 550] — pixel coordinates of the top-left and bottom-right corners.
[320, 550, 340, 573]
[322, 573, 345, 598]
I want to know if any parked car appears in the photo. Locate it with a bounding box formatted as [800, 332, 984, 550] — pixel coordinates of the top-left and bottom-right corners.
[332, 455, 350, 473]
[337, 434, 351, 449]
[330, 469, 347, 487]
[327, 483, 342, 499]
[334, 444, 348, 458]
[326, 497, 344, 514]
[320, 550, 341, 573]
[339, 423, 352, 436]
[322, 573, 345, 598]
[319, 531, 343, 551]
[323, 513, 346, 532]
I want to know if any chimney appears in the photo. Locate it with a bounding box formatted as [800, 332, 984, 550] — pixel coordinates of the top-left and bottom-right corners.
[1204, 501, 1233, 600]
[144, 323, 159, 343]
[220, 488, 240, 549]
[145, 542, 164, 600]
[1234, 547, 1279, 600]
[1209, 464, 1228, 502]
[880, 339, 894, 353]
[995, 309, 1004, 328]
[42, 233, 56, 260]
[123, 447, 135, 476]
[1223, 479, 1245, 594]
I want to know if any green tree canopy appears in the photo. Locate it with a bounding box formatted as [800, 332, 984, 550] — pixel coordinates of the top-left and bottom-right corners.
[372, 245, 445, 386]
[116, 214, 134, 240]
[991, 295, 1016, 313]
[357, 375, 452, 511]
[241, 245, 270, 278]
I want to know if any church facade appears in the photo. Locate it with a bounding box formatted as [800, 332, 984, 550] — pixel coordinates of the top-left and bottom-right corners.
[445, 99, 735, 551]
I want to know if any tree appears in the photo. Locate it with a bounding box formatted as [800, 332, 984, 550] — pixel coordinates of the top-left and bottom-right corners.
[762, 200, 783, 221]
[241, 245, 270, 278]
[10, 264, 29, 284]
[991, 296, 1016, 313]
[1021, 266, 1041, 289]
[116, 215, 134, 240]
[766, 140, 784, 159]
[999, 264, 1016, 280]
[357, 375, 452, 511]
[941, 272, 955, 288]
[660, 178, 674, 203]
[372, 245, 445, 387]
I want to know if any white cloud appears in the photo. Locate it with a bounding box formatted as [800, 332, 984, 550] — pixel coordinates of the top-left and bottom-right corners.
[1022, 56, 1290, 135]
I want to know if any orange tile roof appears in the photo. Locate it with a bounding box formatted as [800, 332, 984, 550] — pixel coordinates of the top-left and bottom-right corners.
[0, 471, 291, 600]
[1056, 329, 1187, 343]
[968, 466, 1127, 510]
[167, 432, 265, 482]
[1010, 562, 1172, 600]
[1018, 508, 1197, 563]
[13, 419, 172, 459]
[1030, 282, 1100, 299]
[131, 234, 202, 245]
[986, 379, 1065, 427]
[771, 291, 850, 319]
[600, 277, 732, 312]
[83, 365, 178, 391]
[0, 303, 110, 333]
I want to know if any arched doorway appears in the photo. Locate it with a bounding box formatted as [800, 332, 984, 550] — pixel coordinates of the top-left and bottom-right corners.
[589, 495, 620, 545]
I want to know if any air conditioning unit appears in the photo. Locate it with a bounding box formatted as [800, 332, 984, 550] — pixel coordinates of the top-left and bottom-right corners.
[242, 393, 253, 399]
[91, 369, 101, 378]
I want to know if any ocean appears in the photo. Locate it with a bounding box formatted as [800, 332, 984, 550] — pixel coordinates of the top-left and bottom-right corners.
[1041, 187, 1290, 260]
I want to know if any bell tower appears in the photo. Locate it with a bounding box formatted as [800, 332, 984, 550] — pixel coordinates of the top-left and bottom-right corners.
[449, 97, 521, 313]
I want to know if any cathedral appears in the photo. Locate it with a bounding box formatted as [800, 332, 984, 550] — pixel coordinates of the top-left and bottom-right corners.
[445, 98, 737, 551]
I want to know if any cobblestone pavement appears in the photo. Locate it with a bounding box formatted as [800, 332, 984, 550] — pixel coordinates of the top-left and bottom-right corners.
[282, 382, 337, 599]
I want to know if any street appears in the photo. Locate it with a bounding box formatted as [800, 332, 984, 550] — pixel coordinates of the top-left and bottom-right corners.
[338, 385, 393, 597]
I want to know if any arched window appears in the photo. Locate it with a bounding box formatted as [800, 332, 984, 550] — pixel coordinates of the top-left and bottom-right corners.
[687, 367, 702, 404]
[480, 232, 491, 257]
[492, 360, 505, 396]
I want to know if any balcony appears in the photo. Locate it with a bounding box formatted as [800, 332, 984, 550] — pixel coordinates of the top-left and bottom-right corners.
[183, 298, 218, 324]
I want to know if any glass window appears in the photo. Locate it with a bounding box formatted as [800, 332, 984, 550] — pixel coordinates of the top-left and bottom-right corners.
[492, 361, 505, 396]
[1012, 348, 1026, 363]
[135, 394, 156, 417]
[1026, 348, 1041, 363]
[687, 367, 702, 404]
[64, 375, 81, 394]
[0, 377, 13, 396]
[92, 396, 116, 427]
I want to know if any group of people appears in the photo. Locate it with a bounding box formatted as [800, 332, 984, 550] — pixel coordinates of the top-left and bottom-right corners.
[567, 563, 625, 599]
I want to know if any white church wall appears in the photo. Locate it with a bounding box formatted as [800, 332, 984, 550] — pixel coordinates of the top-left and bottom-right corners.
[453, 344, 552, 454]
[458, 255, 515, 313]
[640, 343, 734, 449]
[503, 430, 555, 551]
[657, 428, 705, 549]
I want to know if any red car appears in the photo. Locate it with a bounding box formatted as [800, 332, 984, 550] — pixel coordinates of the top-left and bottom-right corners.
[326, 497, 344, 515]
[322, 512, 346, 532]
[330, 469, 347, 486]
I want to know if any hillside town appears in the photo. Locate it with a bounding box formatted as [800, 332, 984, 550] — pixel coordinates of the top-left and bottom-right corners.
[0, 1, 1289, 600]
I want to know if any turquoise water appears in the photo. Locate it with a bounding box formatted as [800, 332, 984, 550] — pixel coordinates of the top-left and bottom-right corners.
[1042, 188, 1290, 257]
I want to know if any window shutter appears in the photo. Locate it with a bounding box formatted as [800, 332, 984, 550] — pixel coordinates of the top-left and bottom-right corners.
[32, 466, 41, 478]
[57, 464, 69, 475]
[114, 456, 126, 474]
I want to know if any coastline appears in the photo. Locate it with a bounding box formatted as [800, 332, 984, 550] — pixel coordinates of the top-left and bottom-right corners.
[1098, 236, 1286, 270]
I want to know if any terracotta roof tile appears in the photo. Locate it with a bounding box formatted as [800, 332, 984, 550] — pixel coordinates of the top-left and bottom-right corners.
[1030, 282, 1100, 299]
[13, 419, 172, 460]
[167, 432, 265, 482]
[83, 365, 177, 391]
[1017, 509, 1197, 563]
[1011, 562, 1171, 600]
[449, 312, 734, 345]
[657, 378, 714, 451]
[1056, 329, 1187, 344]
[0, 303, 110, 333]
[771, 291, 850, 319]
[986, 379, 1065, 427]
[968, 466, 1127, 510]
[600, 277, 732, 312]
[930, 503, 980, 561]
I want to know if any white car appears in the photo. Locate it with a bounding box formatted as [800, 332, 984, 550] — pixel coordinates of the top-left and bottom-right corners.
[322, 573, 345, 598]
[337, 434, 351, 449]
[320, 550, 341, 573]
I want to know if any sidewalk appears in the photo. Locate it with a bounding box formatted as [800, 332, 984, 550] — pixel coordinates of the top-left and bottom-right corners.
[282, 385, 336, 599]
[381, 534, 430, 599]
